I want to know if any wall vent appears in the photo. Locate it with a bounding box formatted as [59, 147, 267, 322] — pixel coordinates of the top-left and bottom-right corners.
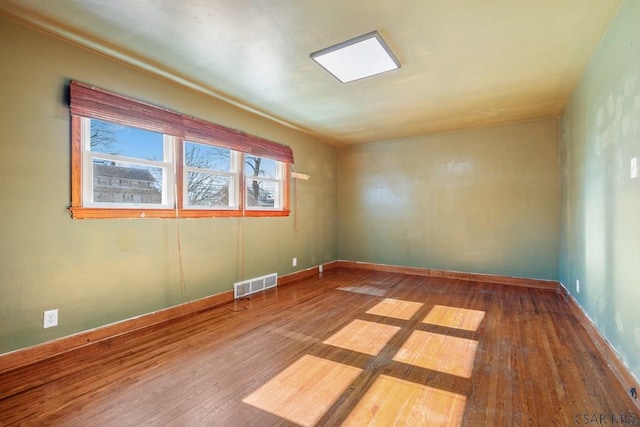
[234, 273, 278, 299]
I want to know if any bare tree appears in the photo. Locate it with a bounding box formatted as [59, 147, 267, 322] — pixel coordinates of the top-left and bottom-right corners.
[90, 120, 118, 153]
[185, 144, 231, 206]
[245, 155, 263, 204]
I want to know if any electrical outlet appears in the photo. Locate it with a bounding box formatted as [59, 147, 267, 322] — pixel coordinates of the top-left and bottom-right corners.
[576, 279, 580, 294]
[43, 309, 58, 328]
[319, 264, 324, 273]
[631, 157, 638, 179]
[292, 257, 297, 267]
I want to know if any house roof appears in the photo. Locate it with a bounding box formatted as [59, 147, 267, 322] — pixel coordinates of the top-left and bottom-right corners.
[93, 164, 156, 182]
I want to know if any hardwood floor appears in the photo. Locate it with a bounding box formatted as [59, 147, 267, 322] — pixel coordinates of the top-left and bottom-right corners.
[0, 268, 637, 426]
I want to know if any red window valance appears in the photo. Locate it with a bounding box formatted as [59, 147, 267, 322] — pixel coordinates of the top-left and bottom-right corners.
[70, 81, 294, 164]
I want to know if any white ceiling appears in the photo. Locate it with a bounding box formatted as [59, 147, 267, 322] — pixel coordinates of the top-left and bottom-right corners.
[0, 0, 621, 146]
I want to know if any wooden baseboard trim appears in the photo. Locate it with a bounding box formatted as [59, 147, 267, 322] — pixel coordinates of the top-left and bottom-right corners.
[0, 290, 233, 375]
[278, 261, 339, 286]
[558, 285, 640, 410]
[334, 260, 559, 290]
[0, 260, 555, 374]
[1, 261, 338, 374]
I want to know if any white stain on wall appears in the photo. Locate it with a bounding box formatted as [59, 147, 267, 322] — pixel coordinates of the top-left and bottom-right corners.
[615, 310, 624, 332]
[624, 76, 635, 96]
[622, 116, 631, 135]
[596, 107, 604, 127]
[607, 94, 615, 116]
[634, 96, 640, 135]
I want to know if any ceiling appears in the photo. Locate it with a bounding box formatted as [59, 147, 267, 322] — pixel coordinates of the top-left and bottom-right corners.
[0, 0, 621, 146]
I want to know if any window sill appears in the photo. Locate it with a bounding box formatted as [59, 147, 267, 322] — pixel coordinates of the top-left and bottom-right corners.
[68, 207, 291, 219]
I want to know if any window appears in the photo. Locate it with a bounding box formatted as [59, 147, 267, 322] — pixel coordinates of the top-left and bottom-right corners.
[69, 81, 292, 219]
[83, 118, 173, 209]
[245, 155, 284, 209]
[184, 142, 239, 209]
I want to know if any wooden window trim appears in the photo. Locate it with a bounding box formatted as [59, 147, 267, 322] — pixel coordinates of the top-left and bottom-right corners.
[67, 208, 291, 220]
[68, 82, 292, 219]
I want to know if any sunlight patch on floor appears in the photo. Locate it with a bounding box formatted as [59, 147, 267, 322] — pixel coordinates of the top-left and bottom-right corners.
[242, 355, 362, 427]
[393, 330, 479, 378]
[342, 375, 466, 427]
[323, 319, 401, 356]
[366, 298, 424, 320]
[337, 285, 388, 297]
[423, 305, 485, 331]
[245, 299, 481, 425]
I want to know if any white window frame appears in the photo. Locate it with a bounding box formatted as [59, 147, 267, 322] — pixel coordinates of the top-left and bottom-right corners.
[81, 117, 175, 209]
[244, 156, 285, 210]
[182, 141, 241, 210]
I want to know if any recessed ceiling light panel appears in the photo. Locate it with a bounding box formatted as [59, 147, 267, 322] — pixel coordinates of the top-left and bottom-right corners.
[310, 31, 400, 83]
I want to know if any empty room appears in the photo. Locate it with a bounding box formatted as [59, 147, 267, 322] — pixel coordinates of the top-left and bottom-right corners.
[1, 1, 639, 425]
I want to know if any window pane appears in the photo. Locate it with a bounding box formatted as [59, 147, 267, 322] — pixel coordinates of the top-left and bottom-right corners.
[92, 160, 163, 204]
[185, 142, 231, 171]
[187, 172, 230, 207]
[90, 119, 164, 161]
[246, 180, 278, 208]
[244, 156, 277, 179]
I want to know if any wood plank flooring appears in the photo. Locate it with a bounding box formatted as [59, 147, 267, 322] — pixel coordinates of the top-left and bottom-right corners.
[0, 268, 637, 426]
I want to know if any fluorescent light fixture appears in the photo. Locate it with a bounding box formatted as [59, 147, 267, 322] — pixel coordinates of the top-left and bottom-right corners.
[310, 31, 400, 83]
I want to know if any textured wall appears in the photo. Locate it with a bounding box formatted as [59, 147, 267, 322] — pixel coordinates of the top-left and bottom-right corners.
[0, 17, 336, 354]
[560, 0, 640, 378]
[337, 119, 559, 280]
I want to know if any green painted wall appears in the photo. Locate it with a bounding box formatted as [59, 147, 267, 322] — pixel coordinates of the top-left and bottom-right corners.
[560, 0, 640, 378]
[337, 119, 559, 280]
[0, 17, 337, 354]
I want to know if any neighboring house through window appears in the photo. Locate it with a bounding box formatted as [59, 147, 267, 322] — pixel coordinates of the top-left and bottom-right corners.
[93, 163, 162, 204]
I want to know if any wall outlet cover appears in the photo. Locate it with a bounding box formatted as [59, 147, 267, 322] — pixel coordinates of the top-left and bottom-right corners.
[44, 309, 58, 328]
